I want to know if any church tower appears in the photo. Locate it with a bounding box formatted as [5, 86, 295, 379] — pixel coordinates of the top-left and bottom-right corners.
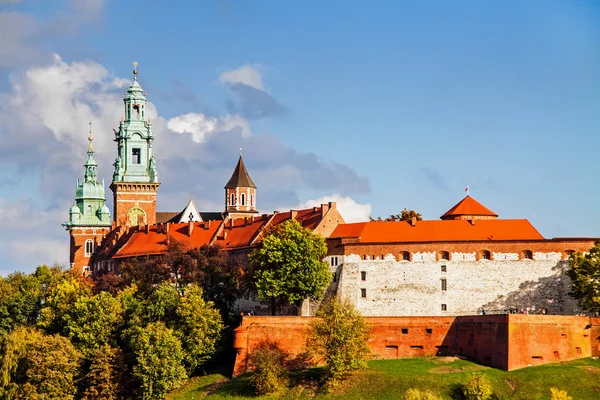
[224, 153, 259, 220]
[110, 62, 160, 227]
[63, 123, 112, 276]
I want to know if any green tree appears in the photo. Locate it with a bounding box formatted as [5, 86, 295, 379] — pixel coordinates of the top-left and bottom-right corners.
[63, 291, 124, 358]
[130, 322, 188, 399]
[249, 342, 289, 395]
[249, 219, 331, 314]
[175, 285, 224, 373]
[567, 241, 600, 312]
[462, 373, 493, 400]
[370, 208, 423, 222]
[0, 326, 81, 399]
[82, 345, 125, 400]
[306, 297, 371, 384]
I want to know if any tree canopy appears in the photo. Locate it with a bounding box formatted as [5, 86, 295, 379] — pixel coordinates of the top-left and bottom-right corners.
[370, 208, 423, 222]
[249, 219, 331, 314]
[567, 241, 600, 313]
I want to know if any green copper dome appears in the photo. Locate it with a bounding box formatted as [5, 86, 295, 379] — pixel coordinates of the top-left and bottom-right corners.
[63, 126, 112, 229]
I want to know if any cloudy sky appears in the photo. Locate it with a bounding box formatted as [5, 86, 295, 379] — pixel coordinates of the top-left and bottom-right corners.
[0, 0, 598, 274]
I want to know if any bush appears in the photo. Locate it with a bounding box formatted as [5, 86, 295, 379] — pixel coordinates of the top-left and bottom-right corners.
[550, 387, 573, 400]
[404, 388, 442, 400]
[462, 373, 493, 400]
[249, 342, 288, 395]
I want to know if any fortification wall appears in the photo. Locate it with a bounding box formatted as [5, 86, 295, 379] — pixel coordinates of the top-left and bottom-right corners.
[232, 315, 596, 376]
[334, 255, 579, 316]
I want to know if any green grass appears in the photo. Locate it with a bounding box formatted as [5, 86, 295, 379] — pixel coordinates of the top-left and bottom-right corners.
[170, 357, 600, 399]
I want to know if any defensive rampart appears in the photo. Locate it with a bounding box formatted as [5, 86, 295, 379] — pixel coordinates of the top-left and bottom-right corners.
[232, 315, 596, 376]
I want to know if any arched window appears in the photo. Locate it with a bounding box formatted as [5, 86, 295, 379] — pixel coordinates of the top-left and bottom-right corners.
[522, 250, 533, 260]
[400, 251, 410, 261]
[439, 251, 450, 261]
[230, 193, 235, 206]
[241, 193, 246, 206]
[481, 250, 491, 260]
[84, 239, 94, 257]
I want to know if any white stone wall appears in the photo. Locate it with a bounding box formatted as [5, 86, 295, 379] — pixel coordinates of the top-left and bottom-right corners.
[335, 254, 580, 316]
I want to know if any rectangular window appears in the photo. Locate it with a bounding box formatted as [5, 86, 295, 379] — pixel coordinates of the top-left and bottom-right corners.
[441, 304, 447, 311]
[330, 256, 338, 266]
[132, 148, 141, 164]
[401, 328, 408, 334]
[402, 252, 410, 261]
[441, 279, 447, 291]
[426, 328, 432, 335]
[361, 271, 367, 281]
[361, 288, 367, 298]
[441, 265, 447, 272]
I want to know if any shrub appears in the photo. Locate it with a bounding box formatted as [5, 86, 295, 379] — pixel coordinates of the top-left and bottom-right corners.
[249, 342, 288, 395]
[550, 387, 573, 400]
[404, 388, 442, 400]
[462, 373, 493, 400]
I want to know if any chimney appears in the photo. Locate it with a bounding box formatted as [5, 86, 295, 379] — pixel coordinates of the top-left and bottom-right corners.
[223, 231, 228, 240]
[188, 221, 194, 236]
[244, 217, 248, 227]
[249, 217, 253, 225]
[230, 218, 234, 228]
[145, 224, 149, 234]
[321, 203, 330, 218]
[165, 223, 169, 235]
[410, 217, 417, 226]
[291, 210, 298, 220]
[157, 224, 162, 234]
[329, 201, 336, 209]
[203, 221, 210, 230]
[313, 206, 318, 212]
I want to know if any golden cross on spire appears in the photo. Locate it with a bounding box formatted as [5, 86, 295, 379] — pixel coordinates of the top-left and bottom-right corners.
[87, 121, 94, 154]
[88, 121, 93, 141]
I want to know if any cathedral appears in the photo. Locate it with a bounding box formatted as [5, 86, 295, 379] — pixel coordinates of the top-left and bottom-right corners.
[64, 64, 345, 276]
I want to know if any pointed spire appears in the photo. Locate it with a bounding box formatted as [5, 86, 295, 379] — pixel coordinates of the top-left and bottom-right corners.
[225, 154, 256, 189]
[84, 122, 98, 184]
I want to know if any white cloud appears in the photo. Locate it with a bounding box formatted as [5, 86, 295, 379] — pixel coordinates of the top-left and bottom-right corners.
[294, 194, 371, 223]
[167, 112, 251, 143]
[219, 65, 264, 90]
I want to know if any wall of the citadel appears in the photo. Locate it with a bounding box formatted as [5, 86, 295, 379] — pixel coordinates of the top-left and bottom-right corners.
[232, 315, 596, 376]
[112, 183, 159, 226]
[70, 227, 112, 276]
[325, 239, 595, 317]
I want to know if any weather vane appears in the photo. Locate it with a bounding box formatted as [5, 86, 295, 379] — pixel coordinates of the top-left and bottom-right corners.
[240, 147, 243, 156]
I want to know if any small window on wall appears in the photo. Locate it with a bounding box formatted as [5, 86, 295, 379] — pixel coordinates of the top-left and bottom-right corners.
[441, 278, 447, 291]
[439, 251, 450, 261]
[361, 271, 367, 281]
[441, 304, 447, 311]
[481, 250, 491, 260]
[401, 251, 410, 261]
[132, 148, 141, 164]
[241, 193, 246, 206]
[331, 257, 338, 266]
[361, 288, 367, 298]
[84, 239, 94, 257]
[230, 193, 235, 205]
[250, 195, 254, 207]
[441, 265, 447, 272]
[523, 250, 533, 260]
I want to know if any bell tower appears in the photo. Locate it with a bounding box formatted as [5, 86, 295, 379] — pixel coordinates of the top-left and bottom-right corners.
[110, 62, 160, 227]
[63, 123, 112, 276]
[224, 151, 259, 220]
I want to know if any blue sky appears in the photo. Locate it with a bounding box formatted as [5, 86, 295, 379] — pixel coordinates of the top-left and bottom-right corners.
[0, 0, 598, 274]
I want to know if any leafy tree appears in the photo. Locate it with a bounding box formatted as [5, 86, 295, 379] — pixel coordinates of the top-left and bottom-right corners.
[249, 219, 331, 314]
[249, 342, 289, 395]
[93, 271, 126, 295]
[306, 297, 371, 384]
[370, 208, 423, 222]
[0, 273, 42, 335]
[82, 345, 125, 400]
[567, 241, 600, 313]
[0, 326, 81, 399]
[174, 285, 224, 373]
[130, 322, 187, 399]
[119, 256, 171, 296]
[462, 373, 493, 400]
[63, 291, 124, 358]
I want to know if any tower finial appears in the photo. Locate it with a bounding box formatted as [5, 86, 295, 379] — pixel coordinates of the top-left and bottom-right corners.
[240, 147, 242, 156]
[133, 61, 138, 81]
[87, 121, 94, 154]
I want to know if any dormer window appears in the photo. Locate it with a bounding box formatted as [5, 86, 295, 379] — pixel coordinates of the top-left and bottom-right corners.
[481, 250, 491, 260]
[132, 148, 141, 164]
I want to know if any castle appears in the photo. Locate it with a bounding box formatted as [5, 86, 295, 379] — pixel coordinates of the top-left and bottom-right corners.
[64, 64, 597, 319]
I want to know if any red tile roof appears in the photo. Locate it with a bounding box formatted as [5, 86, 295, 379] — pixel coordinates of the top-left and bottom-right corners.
[330, 219, 544, 243]
[441, 196, 498, 219]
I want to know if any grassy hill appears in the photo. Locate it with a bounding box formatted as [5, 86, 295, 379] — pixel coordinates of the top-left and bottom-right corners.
[168, 357, 600, 399]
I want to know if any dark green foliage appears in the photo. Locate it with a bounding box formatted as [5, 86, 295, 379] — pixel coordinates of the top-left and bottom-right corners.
[306, 298, 370, 384]
[249, 219, 331, 314]
[567, 240, 600, 312]
[82, 345, 125, 400]
[249, 342, 289, 395]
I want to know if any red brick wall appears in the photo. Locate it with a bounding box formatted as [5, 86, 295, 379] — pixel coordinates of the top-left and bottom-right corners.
[590, 317, 600, 356]
[507, 315, 592, 370]
[70, 227, 111, 276]
[111, 182, 159, 227]
[232, 315, 597, 376]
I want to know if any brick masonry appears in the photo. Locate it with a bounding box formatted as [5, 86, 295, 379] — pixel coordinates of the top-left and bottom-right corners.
[232, 315, 596, 376]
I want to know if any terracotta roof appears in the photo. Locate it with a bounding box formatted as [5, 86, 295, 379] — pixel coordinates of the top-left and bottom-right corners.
[330, 219, 544, 243]
[225, 155, 256, 189]
[441, 196, 498, 219]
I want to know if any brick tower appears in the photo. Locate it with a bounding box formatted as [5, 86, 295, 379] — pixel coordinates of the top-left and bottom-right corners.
[63, 123, 112, 275]
[224, 153, 259, 220]
[110, 62, 160, 227]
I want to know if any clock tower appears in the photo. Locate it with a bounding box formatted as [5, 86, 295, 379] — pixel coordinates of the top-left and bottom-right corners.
[110, 62, 160, 227]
